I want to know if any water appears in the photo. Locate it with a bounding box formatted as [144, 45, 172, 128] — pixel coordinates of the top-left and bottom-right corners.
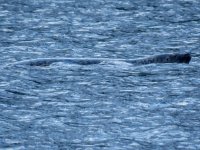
[0, 0, 200, 149]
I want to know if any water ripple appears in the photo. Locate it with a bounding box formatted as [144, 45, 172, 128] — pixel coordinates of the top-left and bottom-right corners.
[1, 0, 200, 149]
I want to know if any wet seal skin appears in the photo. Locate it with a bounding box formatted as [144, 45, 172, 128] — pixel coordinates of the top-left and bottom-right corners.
[12, 53, 191, 67]
[128, 53, 191, 65]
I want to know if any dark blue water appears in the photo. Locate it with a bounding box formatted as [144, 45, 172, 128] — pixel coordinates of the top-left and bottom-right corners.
[0, 0, 200, 149]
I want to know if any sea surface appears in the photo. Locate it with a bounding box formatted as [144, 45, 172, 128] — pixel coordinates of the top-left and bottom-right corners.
[0, 0, 200, 149]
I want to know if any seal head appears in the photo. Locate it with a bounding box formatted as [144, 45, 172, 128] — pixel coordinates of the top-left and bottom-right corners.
[167, 53, 191, 64]
[177, 53, 191, 64]
[151, 53, 191, 64]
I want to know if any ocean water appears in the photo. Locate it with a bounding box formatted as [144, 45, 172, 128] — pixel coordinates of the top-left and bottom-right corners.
[0, 0, 200, 149]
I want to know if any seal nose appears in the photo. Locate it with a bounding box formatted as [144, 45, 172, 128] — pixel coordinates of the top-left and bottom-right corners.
[182, 53, 191, 64]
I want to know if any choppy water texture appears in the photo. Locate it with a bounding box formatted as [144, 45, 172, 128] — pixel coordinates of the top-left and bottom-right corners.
[0, 0, 200, 149]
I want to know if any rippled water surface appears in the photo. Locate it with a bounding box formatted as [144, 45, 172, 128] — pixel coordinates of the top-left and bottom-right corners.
[0, 0, 200, 149]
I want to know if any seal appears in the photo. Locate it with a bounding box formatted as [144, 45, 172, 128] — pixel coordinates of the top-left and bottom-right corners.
[12, 53, 191, 67]
[128, 53, 191, 65]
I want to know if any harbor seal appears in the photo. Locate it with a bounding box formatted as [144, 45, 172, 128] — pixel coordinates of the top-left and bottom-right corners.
[12, 53, 191, 67]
